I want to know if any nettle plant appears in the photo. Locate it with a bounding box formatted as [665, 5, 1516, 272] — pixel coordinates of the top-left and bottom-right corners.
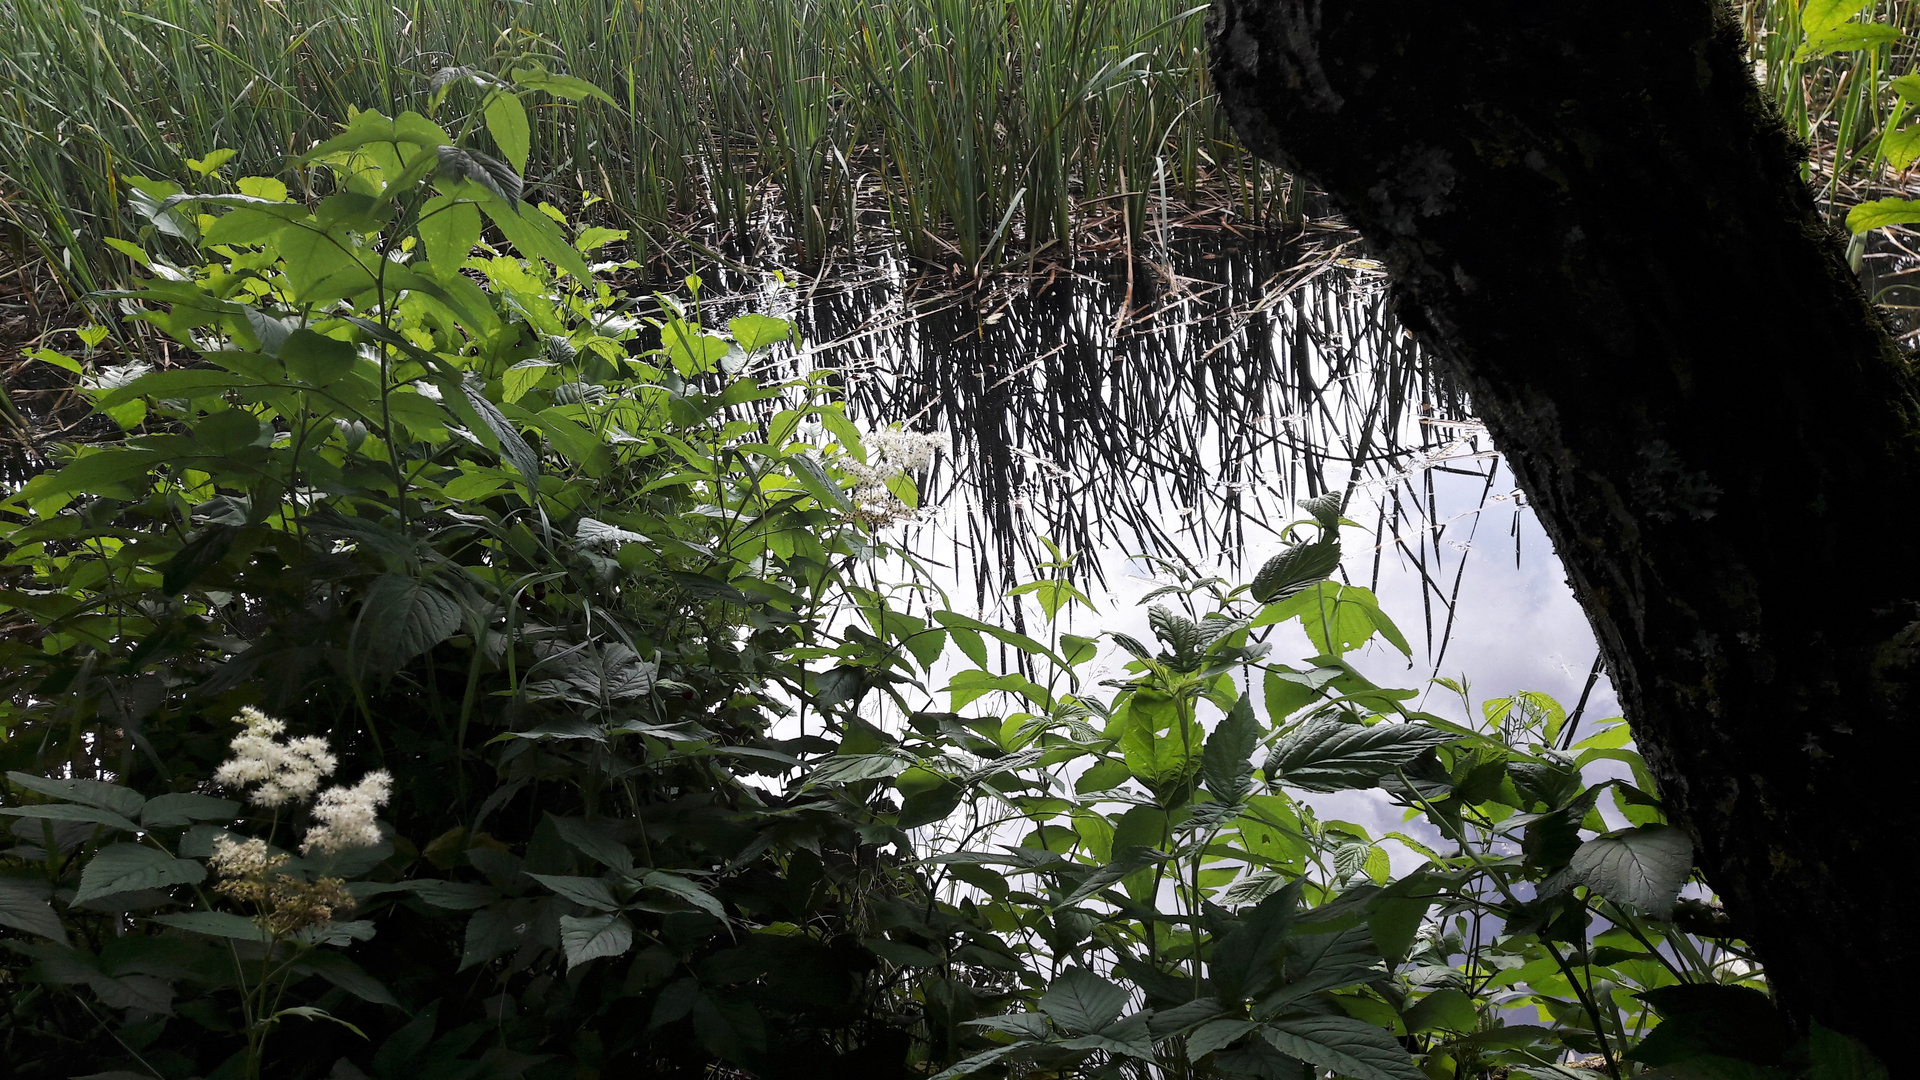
[794, 498, 1871, 1080]
[0, 85, 962, 1080]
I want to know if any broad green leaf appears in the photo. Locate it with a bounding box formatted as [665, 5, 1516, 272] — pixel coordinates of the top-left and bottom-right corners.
[548, 816, 634, 873]
[1188, 1018, 1259, 1060]
[1265, 717, 1454, 792]
[7, 772, 144, 819]
[1404, 988, 1478, 1034]
[1118, 688, 1204, 791]
[1250, 538, 1341, 603]
[1568, 824, 1692, 916]
[805, 754, 909, 786]
[480, 197, 593, 281]
[1847, 196, 1920, 234]
[1803, 0, 1872, 36]
[418, 194, 484, 274]
[0, 879, 67, 942]
[728, 313, 792, 351]
[359, 574, 461, 664]
[74, 845, 205, 904]
[1201, 693, 1261, 803]
[509, 63, 620, 105]
[643, 870, 726, 920]
[929, 1042, 1030, 1080]
[1809, 1022, 1889, 1080]
[1797, 22, 1901, 60]
[139, 793, 239, 828]
[527, 873, 620, 911]
[560, 912, 635, 968]
[0, 804, 140, 832]
[503, 359, 554, 404]
[1263, 1012, 1425, 1080]
[290, 950, 400, 1006]
[404, 880, 497, 910]
[1882, 127, 1920, 171]
[1040, 968, 1128, 1035]
[483, 91, 530, 174]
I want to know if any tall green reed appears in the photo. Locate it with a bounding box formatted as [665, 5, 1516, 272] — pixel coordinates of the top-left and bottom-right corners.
[0, 0, 1263, 292]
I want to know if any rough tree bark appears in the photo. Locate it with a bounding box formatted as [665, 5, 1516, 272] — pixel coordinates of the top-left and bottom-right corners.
[1209, 0, 1920, 1057]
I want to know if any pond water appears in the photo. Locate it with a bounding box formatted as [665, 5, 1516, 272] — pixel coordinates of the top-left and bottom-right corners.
[705, 232, 1624, 850]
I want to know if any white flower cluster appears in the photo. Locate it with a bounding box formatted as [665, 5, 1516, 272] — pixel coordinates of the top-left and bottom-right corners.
[213, 706, 337, 807]
[210, 707, 392, 855]
[208, 835, 282, 879]
[302, 770, 394, 855]
[867, 428, 946, 472]
[843, 428, 946, 527]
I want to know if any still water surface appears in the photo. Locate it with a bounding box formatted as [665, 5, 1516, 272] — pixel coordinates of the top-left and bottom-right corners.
[712, 235, 1623, 846]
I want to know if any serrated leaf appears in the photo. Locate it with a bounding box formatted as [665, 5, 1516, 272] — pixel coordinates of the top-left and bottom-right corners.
[1039, 968, 1128, 1035]
[290, 949, 400, 1006]
[1568, 824, 1692, 916]
[404, 880, 497, 910]
[1251, 538, 1342, 603]
[359, 574, 461, 664]
[7, 772, 145, 818]
[1300, 492, 1343, 529]
[548, 816, 633, 872]
[139, 793, 239, 828]
[1202, 693, 1261, 803]
[483, 91, 530, 174]
[436, 145, 522, 205]
[804, 754, 909, 787]
[1189, 1018, 1259, 1060]
[560, 912, 634, 968]
[74, 845, 205, 904]
[150, 911, 272, 942]
[1265, 717, 1454, 792]
[0, 879, 67, 942]
[0, 804, 139, 832]
[1264, 1012, 1425, 1080]
[526, 873, 620, 911]
[728, 313, 792, 350]
[643, 870, 726, 920]
[1847, 196, 1920, 234]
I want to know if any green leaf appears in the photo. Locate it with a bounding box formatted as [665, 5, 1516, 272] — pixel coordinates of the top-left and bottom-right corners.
[643, 870, 727, 921]
[503, 359, 554, 404]
[526, 873, 619, 911]
[1881, 127, 1920, 171]
[1797, 22, 1901, 60]
[1803, 0, 1872, 36]
[560, 912, 635, 968]
[1568, 824, 1692, 916]
[728, 313, 792, 351]
[418, 194, 484, 274]
[139, 793, 239, 828]
[479, 197, 593, 281]
[1250, 538, 1341, 603]
[0, 804, 140, 832]
[1808, 1022, 1889, 1080]
[1265, 717, 1454, 793]
[7, 772, 145, 819]
[804, 754, 909, 786]
[1039, 968, 1129, 1035]
[1404, 988, 1478, 1034]
[1211, 882, 1303, 1001]
[358, 574, 462, 664]
[74, 845, 206, 904]
[1202, 694, 1261, 803]
[509, 63, 620, 105]
[1188, 1018, 1259, 1060]
[483, 91, 530, 174]
[0, 879, 67, 942]
[1263, 1012, 1425, 1080]
[547, 816, 634, 873]
[290, 949, 401, 1007]
[1846, 196, 1920, 234]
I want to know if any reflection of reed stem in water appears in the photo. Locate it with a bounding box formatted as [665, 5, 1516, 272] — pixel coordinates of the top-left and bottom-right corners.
[783, 236, 1499, 660]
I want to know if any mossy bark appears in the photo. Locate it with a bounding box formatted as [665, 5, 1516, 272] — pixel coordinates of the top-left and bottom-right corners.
[1210, 0, 1920, 1052]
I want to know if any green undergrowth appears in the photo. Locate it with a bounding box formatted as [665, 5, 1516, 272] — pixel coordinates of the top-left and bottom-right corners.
[0, 100, 1894, 1080]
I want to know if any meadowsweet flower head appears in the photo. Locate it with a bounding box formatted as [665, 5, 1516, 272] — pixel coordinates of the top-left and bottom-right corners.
[301, 770, 393, 855]
[211, 707, 336, 807]
[869, 428, 945, 472]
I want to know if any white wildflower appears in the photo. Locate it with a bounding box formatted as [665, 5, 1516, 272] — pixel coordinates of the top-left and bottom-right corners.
[301, 770, 393, 855]
[867, 428, 945, 472]
[212, 707, 337, 807]
[208, 835, 279, 879]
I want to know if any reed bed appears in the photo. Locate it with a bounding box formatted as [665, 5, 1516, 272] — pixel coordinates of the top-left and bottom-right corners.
[1, 0, 1914, 298]
[0, 0, 1288, 294]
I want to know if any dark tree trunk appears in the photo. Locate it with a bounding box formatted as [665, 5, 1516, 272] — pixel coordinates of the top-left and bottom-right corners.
[1209, 0, 1920, 1057]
